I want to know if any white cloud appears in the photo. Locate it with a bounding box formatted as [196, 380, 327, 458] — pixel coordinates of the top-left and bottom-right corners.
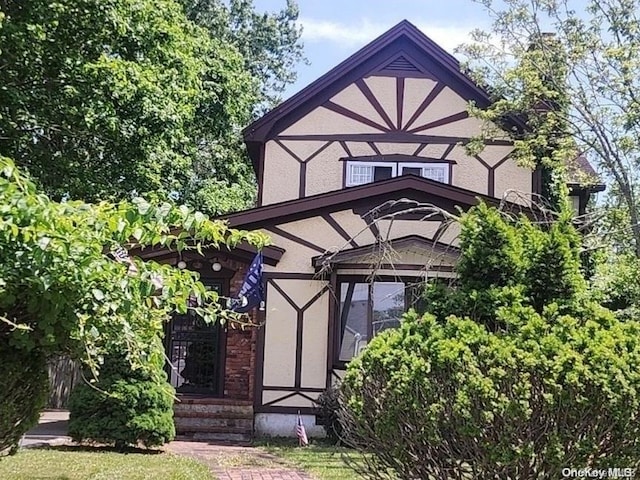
[298, 17, 478, 55]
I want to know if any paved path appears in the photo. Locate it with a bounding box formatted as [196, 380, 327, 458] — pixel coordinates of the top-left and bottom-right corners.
[21, 409, 72, 448]
[166, 441, 314, 480]
[23, 411, 314, 480]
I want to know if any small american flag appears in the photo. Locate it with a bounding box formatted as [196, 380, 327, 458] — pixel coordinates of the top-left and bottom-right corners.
[295, 411, 308, 447]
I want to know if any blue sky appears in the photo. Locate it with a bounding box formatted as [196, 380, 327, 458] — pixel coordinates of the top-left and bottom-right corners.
[254, 0, 494, 98]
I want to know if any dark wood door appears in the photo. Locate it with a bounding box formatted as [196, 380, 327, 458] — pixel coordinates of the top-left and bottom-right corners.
[165, 280, 226, 396]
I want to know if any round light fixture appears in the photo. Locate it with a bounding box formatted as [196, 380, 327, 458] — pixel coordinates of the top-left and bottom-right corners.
[177, 260, 187, 269]
[211, 261, 222, 272]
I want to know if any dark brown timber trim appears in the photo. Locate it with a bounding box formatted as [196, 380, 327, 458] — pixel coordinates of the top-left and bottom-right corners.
[407, 111, 469, 134]
[403, 82, 446, 130]
[323, 101, 390, 132]
[326, 272, 338, 390]
[253, 288, 268, 409]
[262, 386, 325, 392]
[355, 79, 395, 130]
[413, 143, 428, 156]
[276, 133, 513, 146]
[322, 213, 359, 248]
[367, 141, 382, 155]
[263, 272, 317, 280]
[267, 226, 326, 254]
[440, 143, 455, 159]
[299, 162, 306, 198]
[255, 406, 317, 415]
[396, 77, 405, 130]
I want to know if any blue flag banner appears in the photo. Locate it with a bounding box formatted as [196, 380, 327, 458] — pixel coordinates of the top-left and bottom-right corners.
[230, 253, 264, 313]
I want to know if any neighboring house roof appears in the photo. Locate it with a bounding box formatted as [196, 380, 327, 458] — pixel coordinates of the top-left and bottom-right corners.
[242, 20, 527, 170]
[567, 154, 606, 192]
[223, 174, 529, 231]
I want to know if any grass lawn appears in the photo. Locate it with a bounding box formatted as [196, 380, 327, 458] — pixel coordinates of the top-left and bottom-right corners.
[258, 439, 363, 480]
[0, 447, 213, 480]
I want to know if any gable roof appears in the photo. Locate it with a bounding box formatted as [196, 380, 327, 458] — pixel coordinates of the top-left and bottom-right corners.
[242, 20, 523, 168]
[311, 234, 460, 270]
[223, 175, 529, 230]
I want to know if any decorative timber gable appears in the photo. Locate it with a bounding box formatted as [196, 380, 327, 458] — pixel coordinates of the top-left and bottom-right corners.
[243, 20, 535, 208]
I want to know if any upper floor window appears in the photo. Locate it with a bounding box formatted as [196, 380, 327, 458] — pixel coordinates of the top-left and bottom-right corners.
[344, 156, 451, 187]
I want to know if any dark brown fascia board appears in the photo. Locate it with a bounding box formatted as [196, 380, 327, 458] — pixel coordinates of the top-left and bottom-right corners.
[242, 20, 514, 147]
[311, 234, 460, 268]
[340, 153, 456, 164]
[223, 175, 504, 230]
[133, 239, 284, 266]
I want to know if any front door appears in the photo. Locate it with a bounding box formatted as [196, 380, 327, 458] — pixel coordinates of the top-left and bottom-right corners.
[165, 280, 226, 395]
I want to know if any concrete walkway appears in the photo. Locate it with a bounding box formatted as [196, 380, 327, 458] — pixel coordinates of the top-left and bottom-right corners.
[22, 410, 314, 480]
[21, 409, 71, 448]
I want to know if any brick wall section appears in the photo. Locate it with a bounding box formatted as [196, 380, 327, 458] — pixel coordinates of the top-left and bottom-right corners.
[222, 258, 258, 401]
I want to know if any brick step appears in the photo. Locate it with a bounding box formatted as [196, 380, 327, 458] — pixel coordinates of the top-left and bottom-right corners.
[176, 432, 251, 443]
[176, 423, 252, 433]
[174, 397, 253, 404]
[173, 404, 253, 416]
[175, 416, 253, 431]
[173, 410, 252, 420]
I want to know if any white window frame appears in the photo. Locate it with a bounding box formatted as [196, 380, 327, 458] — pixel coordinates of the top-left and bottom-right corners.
[399, 162, 449, 183]
[346, 161, 397, 186]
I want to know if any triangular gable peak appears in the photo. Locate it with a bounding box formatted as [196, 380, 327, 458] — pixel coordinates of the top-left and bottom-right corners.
[245, 20, 535, 208]
[244, 21, 501, 144]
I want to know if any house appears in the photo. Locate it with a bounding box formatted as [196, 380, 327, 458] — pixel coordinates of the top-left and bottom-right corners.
[154, 20, 601, 440]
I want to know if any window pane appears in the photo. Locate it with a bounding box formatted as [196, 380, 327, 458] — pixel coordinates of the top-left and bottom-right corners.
[422, 166, 447, 183]
[373, 166, 393, 181]
[348, 164, 373, 185]
[339, 282, 369, 361]
[372, 282, 405, 335]
[402, 166, 422, 176]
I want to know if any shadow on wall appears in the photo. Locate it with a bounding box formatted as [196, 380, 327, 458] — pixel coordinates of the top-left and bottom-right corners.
[47, 356, 81, 408]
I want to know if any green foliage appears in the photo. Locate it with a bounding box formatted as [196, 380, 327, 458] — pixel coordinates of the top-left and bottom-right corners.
[342, 308, 640, 479]
[0, 157, 267, 452]
[0, 347, 48, 456]
[69, 347, 175, 449]
[0, 0, 259, 214]
[182, 0, 305, 110]
[341, 204, 640, 478]
[314, 388, 343, 445]
[460, 0, 640, 255]
[430, 203, 586, 328]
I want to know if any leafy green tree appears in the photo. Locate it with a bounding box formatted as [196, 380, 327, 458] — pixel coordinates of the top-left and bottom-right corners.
[178, 0, 305, 214]
[340, 204, 640, 478]
[0, 0, 256, 213]
[0, 156, 268, 453]
[182, 0, 304, 111]
[459, 0, 640, 257]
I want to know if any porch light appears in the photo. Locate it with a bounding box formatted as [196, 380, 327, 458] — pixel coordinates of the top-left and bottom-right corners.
[177, 260, 187, 270]
[211, 259, 222, 271]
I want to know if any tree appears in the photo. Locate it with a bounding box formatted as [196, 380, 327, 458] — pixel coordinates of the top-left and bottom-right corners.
[0, 156, 268, 453]
[0, 0, 257, 213]
[178, 0, 305, 214]
[458, 0, 640, 257]
[340, 204, 640, 478]
[181, 0, 305, 111]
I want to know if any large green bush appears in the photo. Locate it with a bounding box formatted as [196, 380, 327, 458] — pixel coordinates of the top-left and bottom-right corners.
[340, 203, 640, 478]
[0, 347, 48, 455]
[68, 347, 175, 449]
[342, 308, 640, 478]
